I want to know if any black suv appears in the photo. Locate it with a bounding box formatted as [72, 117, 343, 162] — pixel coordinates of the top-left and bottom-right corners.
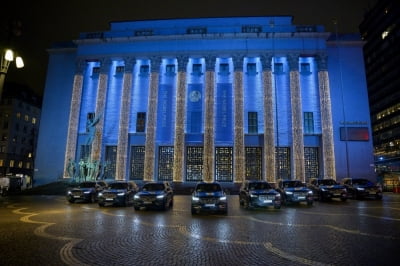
[341, 178, 382, 200]
[98, 181, 139, 207]
[133, 182, 174, 210]
[191, 182, 228, 215]
[307, 178, 347, 202]
[66, 181, 107, 203]
[239, 180, 281, 209]
[276, 179, 314, 206]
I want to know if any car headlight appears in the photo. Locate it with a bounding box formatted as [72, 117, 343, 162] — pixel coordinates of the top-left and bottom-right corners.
[219, 196, 227, 201]
[192, 196, 199, 201]
[320, 188, 326, 192]
[117, 192, 125, 196]
[67, 191, 72, 195]
[308, 190, 313, 195]
[84, 191, 90, 194]
[98, 192, 103, 197]
[156, 194, 165, 199]
[250, 193, 257, 198]
[285, 191, 293, 195]
[134, 194, 140, 199]
[356, 187, 365, 191]
[275, 193, 281, 199]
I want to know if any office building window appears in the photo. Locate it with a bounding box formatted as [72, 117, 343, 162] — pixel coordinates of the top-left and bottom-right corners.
[248, 112, 258, 134]
[304, 112, 314, 134]
[136, 112, 146, 132]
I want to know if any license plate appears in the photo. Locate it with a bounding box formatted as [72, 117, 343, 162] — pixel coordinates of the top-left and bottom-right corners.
[144, 201, 152, 204]
[263, 200, 272, 203]
[205, 204, 215, 207]
[106, 198, 114, 201]
[74, 196, 81, 198]
[297, 196, 305, 200]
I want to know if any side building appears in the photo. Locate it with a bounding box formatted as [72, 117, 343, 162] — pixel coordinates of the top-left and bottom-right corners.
[359, 0, 400, 189]
[0, 83, 41, 184]
[34, 16, 375, 186]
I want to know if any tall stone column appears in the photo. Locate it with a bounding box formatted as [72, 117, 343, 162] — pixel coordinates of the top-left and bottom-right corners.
[144, 56, 161, 181]
[203, 55, 216, 182]
[261, 54, 276, 183]
[115, 57, 136, 181]
[173, 56, 188, 182]
[233, 55, 245, 183]
[316, 54, 336, 180]
[91, 58, 111, 163]
[63, 59, 86, 178]
[288, 54, 305, 181]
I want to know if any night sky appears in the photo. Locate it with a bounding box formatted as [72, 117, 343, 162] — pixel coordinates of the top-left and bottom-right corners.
[2, 0, 376, 97]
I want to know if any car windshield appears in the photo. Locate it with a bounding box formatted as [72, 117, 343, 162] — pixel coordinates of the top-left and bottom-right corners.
[109, 183, 128, 189]
[283, 181, 303, 188]
[196, 183, 222, 192]
[79, 182, 96, 188]
[352, 179, 373, 186]
[143, 183, 165, 191]
[249, 182, 271, 190]
[318, 179, 337, 186]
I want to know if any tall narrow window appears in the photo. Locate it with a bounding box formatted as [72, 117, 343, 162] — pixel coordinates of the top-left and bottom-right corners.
[248, 112, 258, 134]
[136, 112, 146, 132]
[304, 112, 314, 134]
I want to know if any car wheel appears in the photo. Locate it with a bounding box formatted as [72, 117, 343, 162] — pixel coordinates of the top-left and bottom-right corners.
[191, 208, 197, 215]
[134, 206, 140, 211]
[243, 199, 250, 209]
[98, 203, 105, 207]
[169, 197, 174, 208]
[68, 199, 75, 203]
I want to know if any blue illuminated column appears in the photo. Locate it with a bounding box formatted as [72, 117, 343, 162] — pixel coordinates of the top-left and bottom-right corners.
[261, 53, 276, 183]
[63, 59, 86, 178]
[90, 58, 111, 162]
[316, 54, 336, 180]
[288, 54, 305, 181]
[173, 55, 188, 182]
[115, 57, 136, 180]
[203, 55, 216, 182]
[144, 56, 161, 181]
[233, 55, 245, 183]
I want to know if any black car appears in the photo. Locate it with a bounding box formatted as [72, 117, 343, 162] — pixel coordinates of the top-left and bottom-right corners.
[66, 181, 107, 203]
[307, 178, 347, 202]
[341, 178, 382, 200]
[239, 180, 281, 209]
[191, 182, 228, 215]
[133, 182, 174, 210]
[98, 181, 139, 207]
[276, 179, 314, 206]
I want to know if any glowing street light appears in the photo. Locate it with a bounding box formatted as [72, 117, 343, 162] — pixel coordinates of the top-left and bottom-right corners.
[0, 48, 24, 102]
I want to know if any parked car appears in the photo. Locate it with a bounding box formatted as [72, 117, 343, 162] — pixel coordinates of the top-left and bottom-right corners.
[66, 181, 107, 203]
[133, 181, 174, 210]
[191, 182, 228, 215]
[341, 178, 382, 200]
[239, 180, 281, 209]
[307, 178, 347, 202]
[276, 179, 313, 206]
[98, 181, 139, 207]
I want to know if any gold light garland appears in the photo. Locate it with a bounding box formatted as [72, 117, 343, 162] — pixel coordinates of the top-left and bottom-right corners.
[173, 57, 188, 182]
[144, 57, 161, 181]
[63, 67, 84, 178]
[318, 71, 336, 179]
[115, 58, 135, 180]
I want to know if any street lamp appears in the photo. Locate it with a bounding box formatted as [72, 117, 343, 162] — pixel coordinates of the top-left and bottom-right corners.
[0, 48, 24, 102]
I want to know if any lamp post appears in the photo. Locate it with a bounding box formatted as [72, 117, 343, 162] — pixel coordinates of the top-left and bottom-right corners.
[0, 48, 24, 102]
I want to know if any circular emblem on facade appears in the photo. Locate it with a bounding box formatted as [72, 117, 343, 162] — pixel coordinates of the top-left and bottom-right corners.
[189, 90, 201, 102]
